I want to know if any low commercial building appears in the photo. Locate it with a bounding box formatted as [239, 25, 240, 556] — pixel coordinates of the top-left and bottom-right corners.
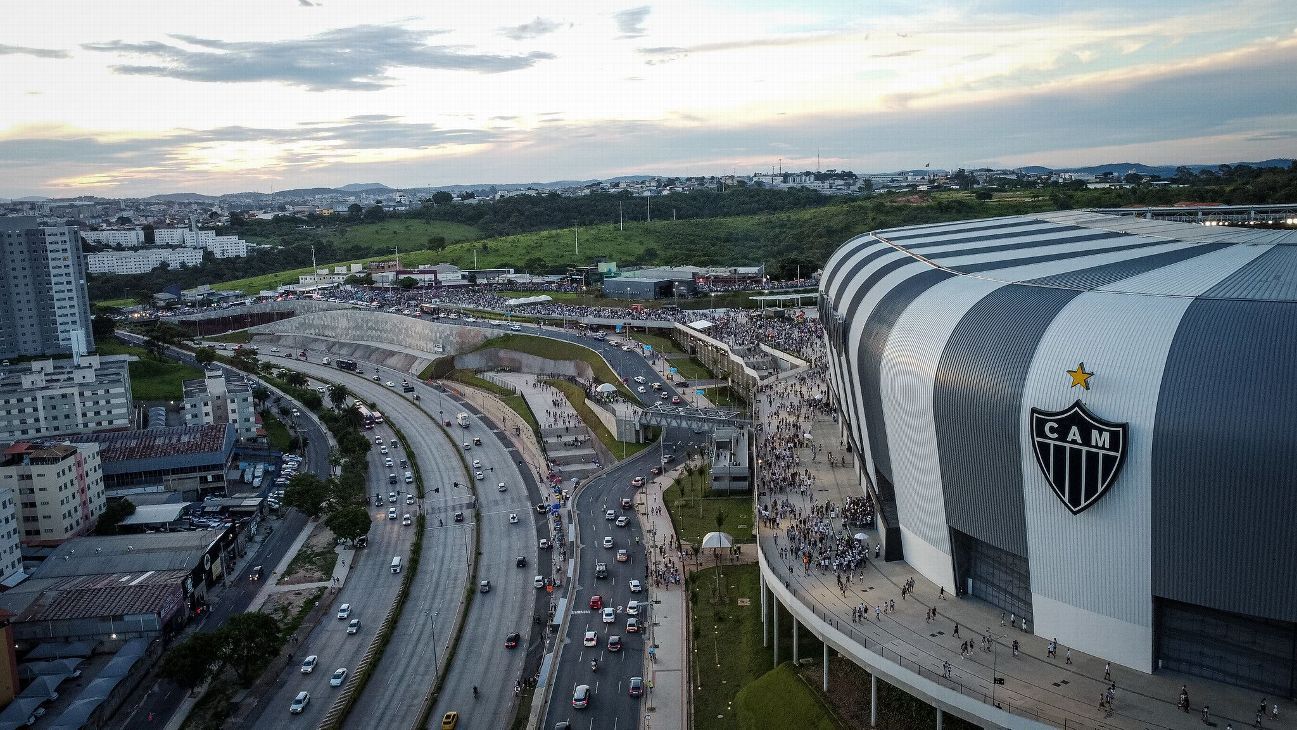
[182, 370, 258, 441]
[602, 277, 675, 300]
[710, 427, 751, 493]
[0, 442, 107, 547]
[0, 356, 134, 442]
[77, 424, 236, 500]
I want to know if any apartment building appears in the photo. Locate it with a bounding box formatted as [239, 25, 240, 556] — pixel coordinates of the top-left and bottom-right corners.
[182, 370, 258, 440]
[0, 217, 94, 360]
[0, 486, 20, 586]
[0, 356, 134, 442]
[85, 247, 205, 275]
[0, 442, 106, 546]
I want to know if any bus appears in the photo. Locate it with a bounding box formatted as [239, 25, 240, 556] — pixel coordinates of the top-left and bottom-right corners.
[355, 404, 376, 429]
[336, 359, 358, 371]
[371, 409, 384, 425]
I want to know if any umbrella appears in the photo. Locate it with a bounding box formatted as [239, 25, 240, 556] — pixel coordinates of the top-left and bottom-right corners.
[701, 531, 734, 549]
[854, 532, 869, 541]
[595, 383, 617, 393]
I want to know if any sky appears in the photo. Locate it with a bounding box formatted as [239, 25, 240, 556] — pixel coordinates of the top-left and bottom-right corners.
[1, 0, 1295, 197]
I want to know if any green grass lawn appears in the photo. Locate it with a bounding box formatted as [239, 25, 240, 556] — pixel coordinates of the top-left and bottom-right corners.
[332, 219, 481, 253]
[447, 369, 541, 437]
[260, 410, 293, 452]
[209, 330, 252, 343]
[705, 385, 747, 408]
[93, 297, 137, 310]
[736, 664, 839, 730]
[544, 378, 651, 459]
[629, 332, 683, 355]
[664, 471, 755, 545]
[97, 339, 203, 401]
[473, 333, 636, 399]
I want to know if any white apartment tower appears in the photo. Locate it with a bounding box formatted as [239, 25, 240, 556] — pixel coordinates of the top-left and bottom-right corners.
[0, 216, 94, 359]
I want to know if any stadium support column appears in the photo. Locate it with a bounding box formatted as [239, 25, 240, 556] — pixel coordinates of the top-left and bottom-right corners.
[772, 596, 779, 667]
[870, 673, 877, 728]
[760, 571, 768, 647]
[822, 643, 829, 692]
[792, 614, 799, 663]
[936, 708, 944, 729]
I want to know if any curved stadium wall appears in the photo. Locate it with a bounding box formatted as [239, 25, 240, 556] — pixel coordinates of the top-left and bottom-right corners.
[818, 209, 1297, 697]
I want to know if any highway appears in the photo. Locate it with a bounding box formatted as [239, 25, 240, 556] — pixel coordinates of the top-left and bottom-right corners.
[248, 358, 420, 725]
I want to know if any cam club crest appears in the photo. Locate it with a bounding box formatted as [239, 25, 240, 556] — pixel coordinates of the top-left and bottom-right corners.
[1030, 400, 1127, 514]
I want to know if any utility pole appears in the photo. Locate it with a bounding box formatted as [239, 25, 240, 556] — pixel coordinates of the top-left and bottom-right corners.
[574, 224, 579, 257]
[311, 245, 317, 271]
[647, 197, 652, 223]
[619, 202, 624, 232]
[672, 208, 676, 221]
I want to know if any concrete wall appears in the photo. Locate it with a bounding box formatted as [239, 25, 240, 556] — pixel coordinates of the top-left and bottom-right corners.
[250, 310, 491, 357]
[256, 334, 433, 377]
[453, 348, 594, 380]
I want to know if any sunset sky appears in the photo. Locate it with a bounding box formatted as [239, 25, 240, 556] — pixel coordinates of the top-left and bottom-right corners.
[1, 0, 1295, 197]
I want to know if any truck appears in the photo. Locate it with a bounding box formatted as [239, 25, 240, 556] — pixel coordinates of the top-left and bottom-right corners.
[456, 412, 470, 428]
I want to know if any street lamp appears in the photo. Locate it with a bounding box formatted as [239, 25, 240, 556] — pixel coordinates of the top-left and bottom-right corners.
[427, 610, 440, 669]
[991, 632, 1007, 707]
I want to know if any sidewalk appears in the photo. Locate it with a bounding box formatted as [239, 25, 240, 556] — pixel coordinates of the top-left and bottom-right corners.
[638, 465, 688, 730]
[758, 409, 1295, 730]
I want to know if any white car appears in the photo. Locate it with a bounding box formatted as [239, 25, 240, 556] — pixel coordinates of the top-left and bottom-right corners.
[406, 494, 415, 504]
[329, 667, 348, 687]
[300, 655, 318, 673]
[290, 691, 310, 714]
[337, 604, 351, 619]
[602, 607, 616, 623]
[385, 380, 395, 387]
[497, 482, 507, 492]
[633, 376, 646, 383]
[626, 600, 640, 616]
[615, 516, 629, 527]
[402, 514, 412, 526]
[475, 471, 484, 480]
[388, 508, 397, 520]
[535, 575, 546, 588]
[472, 459, 481, 468]
[583, 631, 598, 647]
[602, 536, 614, 549]
[509, 513, 519, 524]
[605, 510, 615, 520]
[637, 386, 647, 393]
[629, 579, 643, 593]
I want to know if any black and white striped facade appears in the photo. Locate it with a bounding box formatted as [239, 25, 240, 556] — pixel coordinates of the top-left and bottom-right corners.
[819, 210, 1297, 694]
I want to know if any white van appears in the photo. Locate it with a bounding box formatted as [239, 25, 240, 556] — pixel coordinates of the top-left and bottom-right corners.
[390, 556, 402, 573]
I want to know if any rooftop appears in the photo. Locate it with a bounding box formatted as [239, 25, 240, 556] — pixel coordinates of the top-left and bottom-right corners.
[15, 570, 189, 621]
[75, 424, 234, 463]
[30, 530, 225, 579]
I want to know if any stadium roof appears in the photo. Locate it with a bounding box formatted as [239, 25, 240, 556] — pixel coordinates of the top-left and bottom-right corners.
[869, 210, 1297, 302]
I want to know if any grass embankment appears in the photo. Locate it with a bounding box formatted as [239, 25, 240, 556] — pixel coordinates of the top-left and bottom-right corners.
[663, 466, 754, 545]
[705, 386, 746, 408]
[96, 339, 204, 401]
[736, 664, 839, 730]
[544, 378, 651, 459]
[260, 410, 294, 452]
[209, 330, 252, 344]
[629, 332, 715, 380]
[333, 219, 481, 253]
[471, 333, 636, 399]
[93, 297, 136, 310]
[447, 369, 541, 437]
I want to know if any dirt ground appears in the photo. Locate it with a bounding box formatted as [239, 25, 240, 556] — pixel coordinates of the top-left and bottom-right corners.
[261, 587, 322, 624]
[278, 523, 338, 585]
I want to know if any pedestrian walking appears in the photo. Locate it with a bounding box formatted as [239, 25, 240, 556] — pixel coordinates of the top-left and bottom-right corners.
[953, 623, 959, 637]
[1202, 705, 1211, 724]
[1012, 639, 1019, 657]
[940, 585, 946, 600]
[1065, 648, 1072, 664]
[1104, 662, 1111, 681]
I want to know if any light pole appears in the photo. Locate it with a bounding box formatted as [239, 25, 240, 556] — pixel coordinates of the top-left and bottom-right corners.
[991, 632, 1007, 707]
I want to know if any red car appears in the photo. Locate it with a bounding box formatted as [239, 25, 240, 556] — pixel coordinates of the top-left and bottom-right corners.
[589, 595, 603, 611]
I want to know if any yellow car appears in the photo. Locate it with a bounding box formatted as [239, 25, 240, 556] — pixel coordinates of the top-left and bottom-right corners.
[441, 711, 459, 730]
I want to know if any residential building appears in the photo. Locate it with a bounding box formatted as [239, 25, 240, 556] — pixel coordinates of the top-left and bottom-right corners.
[85, 247, 205, 275]
[0, 486, 21, 586]
[0, 442, 106, 546]
[182, 370, 258, 440]
[0, 356, 134, 442]
[0, 216, 94, 360]
[78, 424, 236, 499]
[79, 229, 146, 247]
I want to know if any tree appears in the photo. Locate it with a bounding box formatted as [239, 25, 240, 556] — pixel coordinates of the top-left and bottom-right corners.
[284, 370, 308, 389]
[251, 384, 269, 405]
[231, 348, 259, 372]
[284, 473, 329, 518]
[431, 191, 454, 205]
[1123, 172, 1143, 185]
[218, 613, 284, 685]
[327, 383, 349, 411]
[398, 276, 418, 289]
[91, 314, 117, 341]
[363, 205, 386, 222]
[326, 505, 372, 544]
[95, 498, 136, 535]
[158, 631, 224, 689]
[194, 347, 217, 366]
[426, 235, 447, 250]
[347, 203, 364, 218]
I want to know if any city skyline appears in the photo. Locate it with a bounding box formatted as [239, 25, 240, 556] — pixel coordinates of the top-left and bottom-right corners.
[2, 0, 1295, 197]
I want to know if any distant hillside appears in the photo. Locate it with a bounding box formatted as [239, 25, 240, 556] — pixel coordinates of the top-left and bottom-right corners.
[338, 183, 393, 192]
[1022, 159, 1295, 177]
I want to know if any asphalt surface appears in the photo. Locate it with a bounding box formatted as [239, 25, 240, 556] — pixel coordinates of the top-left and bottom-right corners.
[106, 335, 329, 730]
[249, 359, 417, 726]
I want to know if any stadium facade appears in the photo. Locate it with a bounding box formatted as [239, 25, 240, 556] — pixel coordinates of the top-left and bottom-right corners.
[819, 210, 1297, 696]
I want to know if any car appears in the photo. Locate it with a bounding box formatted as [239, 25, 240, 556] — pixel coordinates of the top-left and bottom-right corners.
[347, 618, 361, 634]
[594, 562, 608, 578]
[510, 324, 522, 331]
[626, 600, 640, 616]
[372, 375, 381, 381]
[659, 391, 669, 400]
[583, 631, 598, 647]
[628, 676, 644, 697]
[290, 691, 310, 714]
[472, 459, 481, 468]
[248, 565, 264, 581]
[385, 380, 395, 387]
[515, 554, 528, 567]
[616, 549, 629, 562]
[406, 494, 415, 504]
[662, 453, 674, 463]
[479, 579, 491, 593]
[602, 536, 614, 549]
[441, 711, 459, 730]
[539, 538, 550, 549]
[602, 607, 615, 623]
[572, 684, 591, 709]
[650, 466, 663, 476]
[509, 512, 519, 524]
[671, 395, 681, 404]
[388, 508, 397, 520]
[402, 514, 412, 526]
[300, 655, 318, 673]
[388, 492, 397, 503]
[637, 386, 647, 393]
[337, 604, 351, 619]
[629, 579, 643, 593]
[626, 617, 640, 633]
[380, 446, 389, 454]
[621, 497, 632, 509]
[375, 436, 384, 444]
[622, 345, 632, 352]
[454, 511, 464, 522]
[497, 482, 507, 492]
[633, 375, 646, 383]
[607, 634, 622, 652]
[330, 667, 348, 687]
[615, 516, 629, 527]
[589, 595, 603, 610]
[652, 382, 662, 390]
[631, 476, 645, 487]
[505, 631, 521, 649]
[534, 574, 545, 588]
[605, 510, 615, 520]
[463, 442, 471, 450]
[475, 471, 484, 480]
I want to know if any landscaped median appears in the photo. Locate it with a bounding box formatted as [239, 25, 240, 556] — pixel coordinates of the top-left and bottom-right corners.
[664, 462, 755, 549]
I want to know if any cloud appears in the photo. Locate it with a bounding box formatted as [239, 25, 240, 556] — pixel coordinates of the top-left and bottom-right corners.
[636, 33, 843, 64]
[0, 43, 68, 59]
[871, 49, 920, 58]
[501, 17, 562, 41]
[298, 0, 315, 6]
[82, 25, 553, 91]
[614, 6, 650, 39]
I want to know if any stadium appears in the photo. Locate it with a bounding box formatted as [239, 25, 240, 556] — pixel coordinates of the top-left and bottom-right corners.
[818, 209, 1297, 696]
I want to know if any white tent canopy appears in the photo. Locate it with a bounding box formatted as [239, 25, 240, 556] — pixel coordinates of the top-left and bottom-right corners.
[701, 531, 734, 549]
[595, 383, 617, 393]
[687, 319, 715, 331]
[505, 295, 553, 306]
